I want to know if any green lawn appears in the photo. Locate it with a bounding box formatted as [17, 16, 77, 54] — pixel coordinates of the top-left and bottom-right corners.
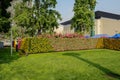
[0, 48, 120, 80]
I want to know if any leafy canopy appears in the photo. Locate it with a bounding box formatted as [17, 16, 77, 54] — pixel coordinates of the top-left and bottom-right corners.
[13, 0, 61, 37]
[0, 0, 12, 33]
[72, 0, 96, 34]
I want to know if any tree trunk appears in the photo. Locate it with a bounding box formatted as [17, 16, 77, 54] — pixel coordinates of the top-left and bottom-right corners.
[37, 29, 42, 35]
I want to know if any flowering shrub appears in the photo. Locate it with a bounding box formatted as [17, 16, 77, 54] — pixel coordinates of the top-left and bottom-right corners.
[38, 33, 84, 38]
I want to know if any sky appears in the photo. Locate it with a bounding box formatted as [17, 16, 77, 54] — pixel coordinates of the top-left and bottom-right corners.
[56, 0, 120, 22]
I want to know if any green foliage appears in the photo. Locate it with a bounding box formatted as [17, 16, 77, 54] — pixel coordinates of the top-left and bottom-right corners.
[20, 37, 120, 54]
[20, 37, 98, 53]
[96, 38, 120, 51]
[0, 17, 10, 33]
[10, 26, 28, 39]
[104, 38, 120, 50]
[72, 0, 96, 34]
[38, 33, 84, 38]
[20, 37, 53, 54]
[96, 38, 104, 49]
[13, 0, 61, 37]
[50, 38, 98, 51]
[32, 0, 62, 34]
[0, 0, 12, 33]
[13, 2, 36, 37]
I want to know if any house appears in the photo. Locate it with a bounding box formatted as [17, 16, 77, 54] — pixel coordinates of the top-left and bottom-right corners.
[95, 11, 120, 36]
[54, 20, 74, 34]
[55, 11, 120, 36]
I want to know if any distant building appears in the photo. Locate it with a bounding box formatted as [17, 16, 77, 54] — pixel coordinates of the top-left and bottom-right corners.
[55, 11, 120, 36]
[95, 11, 120, 36]
[54, 20, 74, 34]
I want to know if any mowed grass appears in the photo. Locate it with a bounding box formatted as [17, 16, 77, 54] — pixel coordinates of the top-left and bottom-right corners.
[0, 48, 120, 80]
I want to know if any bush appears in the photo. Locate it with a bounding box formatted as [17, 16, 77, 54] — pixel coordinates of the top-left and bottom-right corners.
[49, 38, 98, 51]
[96, 38, 120, 50]
[20, 37, 120, 54]
[104, 38, 120, 50]
[20, 37, 98, 53]
[20, 37, 53, 54]
[96, 38, 104, 49]
[38, 33, 84, 38]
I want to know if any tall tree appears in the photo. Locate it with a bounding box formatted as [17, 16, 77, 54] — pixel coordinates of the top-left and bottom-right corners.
[72, 0, 96, 36]
[28, 0, 62, 34]
[0, 0, 12, 33]
[13, 0, 61, 37]
[13, 1, 35, 36]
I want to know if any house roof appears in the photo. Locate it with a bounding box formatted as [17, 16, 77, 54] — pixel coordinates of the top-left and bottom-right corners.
[61, 20, 71, 25]
[61, 11, 120, 25]
[95, 11, 120, 20]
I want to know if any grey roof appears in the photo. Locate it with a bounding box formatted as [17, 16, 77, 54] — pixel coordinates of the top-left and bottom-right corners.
[61, 11, 120, 25]
[61, 20, 71, 25]
[95, 11, 120, 20]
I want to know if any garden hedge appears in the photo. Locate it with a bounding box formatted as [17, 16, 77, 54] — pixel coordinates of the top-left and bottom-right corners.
[96, 38, 120, 50]
[96, 38, 104, 49]
[20, 37, 120, 54]
[104, 38, 120, 50]
[20, 37, 53, 54]
[20, 37, 98, 54]
[49, 38, 98, 51]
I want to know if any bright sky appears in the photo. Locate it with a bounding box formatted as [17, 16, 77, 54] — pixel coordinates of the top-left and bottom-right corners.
[56, 0, 120, 22]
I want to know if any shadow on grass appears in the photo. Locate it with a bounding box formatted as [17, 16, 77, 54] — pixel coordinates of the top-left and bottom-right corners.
[63, 53, 120, 79]
[0, 47, 20, 64]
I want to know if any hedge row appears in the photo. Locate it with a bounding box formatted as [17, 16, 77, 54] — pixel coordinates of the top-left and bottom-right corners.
[20, 37, 98, 54]
[20, 37, 120, 54]
[49, 38, 98, 51]
[104, 38, 120, 50]
[96, 38, 120, 50]
[38, 33, 84, 38]
[96, 38, 104, 49]
[20, 37, 53, 54]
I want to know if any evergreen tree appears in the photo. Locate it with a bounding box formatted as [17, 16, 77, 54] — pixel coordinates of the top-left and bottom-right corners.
[0, 0, 12, 33]
[72, 0, 96, 35]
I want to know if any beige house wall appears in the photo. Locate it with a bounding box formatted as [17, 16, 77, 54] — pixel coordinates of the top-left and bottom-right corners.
[95, 19, 102, 34]
[62, 24, 74, 34]
[54, 25, 64, 34]
[54, 24, 74, 34]
[56, 17, 120, 35]
[95, 17, 120, 36]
